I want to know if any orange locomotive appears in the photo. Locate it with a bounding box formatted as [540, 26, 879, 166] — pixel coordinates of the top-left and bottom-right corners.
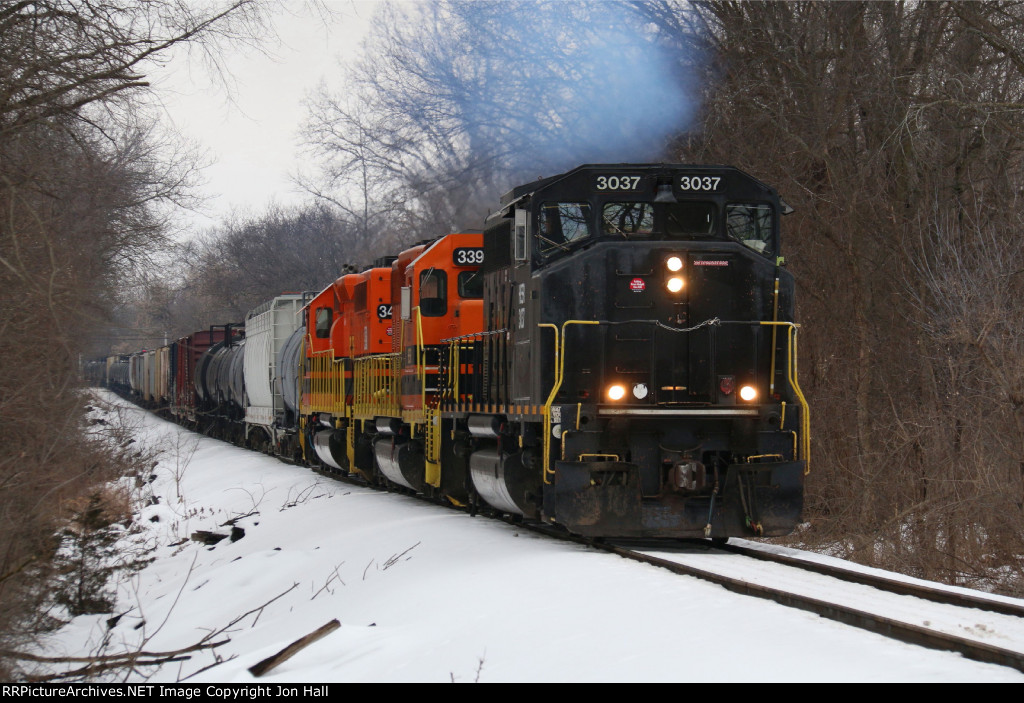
[304, 234, 484, 498]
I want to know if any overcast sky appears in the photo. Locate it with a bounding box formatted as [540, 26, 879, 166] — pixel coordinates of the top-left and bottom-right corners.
[149, 1, 379, 234]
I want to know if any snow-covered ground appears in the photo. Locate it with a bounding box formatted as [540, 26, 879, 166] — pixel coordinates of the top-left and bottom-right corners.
[36, 392, 1024, 682]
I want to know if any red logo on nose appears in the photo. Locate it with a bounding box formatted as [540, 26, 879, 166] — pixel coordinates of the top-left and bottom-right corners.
[629, 278, 646, 292]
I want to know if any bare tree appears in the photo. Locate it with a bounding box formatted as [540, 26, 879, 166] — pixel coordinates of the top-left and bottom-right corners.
[900, 211, 1024, 585]
[0, 0, 275, 675]
[0, 1, 269, 138]
[300, 0, 700, 241]
[113, 202, 369, 343]
[666, 1, 1024, 584]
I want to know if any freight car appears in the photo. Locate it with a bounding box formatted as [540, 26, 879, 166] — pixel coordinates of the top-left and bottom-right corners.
[100, 164, 809, 540]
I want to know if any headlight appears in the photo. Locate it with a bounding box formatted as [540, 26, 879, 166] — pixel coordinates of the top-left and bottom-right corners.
[666, 277, 685, 293]
[666, 256, 683, 272]
[739, 385, 757, 402]
[607, 384, 626, 401]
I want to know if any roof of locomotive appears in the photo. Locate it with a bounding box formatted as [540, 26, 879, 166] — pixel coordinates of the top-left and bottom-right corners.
[497, 163, 780, 207]
[408, 231, 483, 271]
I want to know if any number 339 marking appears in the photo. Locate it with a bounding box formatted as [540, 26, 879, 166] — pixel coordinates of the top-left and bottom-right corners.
[679, 176, 721, 191]
[453, 248, 484, 265]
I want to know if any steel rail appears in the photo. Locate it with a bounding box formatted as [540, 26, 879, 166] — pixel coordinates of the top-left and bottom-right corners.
[591, 540, 1024, 674]
[709, 540, 1024, 618]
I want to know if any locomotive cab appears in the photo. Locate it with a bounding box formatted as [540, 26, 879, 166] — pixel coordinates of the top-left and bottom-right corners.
[395, 233, 484, 414]
[301, 282, 346, 471]
[358, 233, 485, 494]
[471, 164, 809, 538]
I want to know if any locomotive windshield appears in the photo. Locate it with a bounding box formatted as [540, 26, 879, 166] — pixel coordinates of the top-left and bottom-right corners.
[458, 270, 483, 298]
[602, 201, 717, 238]
[530, 168, 779, 260]
[602, 202, 653, 236]
[665, 202, 716, 237]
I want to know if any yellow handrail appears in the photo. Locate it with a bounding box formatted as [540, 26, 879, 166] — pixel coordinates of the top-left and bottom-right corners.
[415, 306, 425, 413]
[352, 352, 401, 418]
[759, 321, 810, 473]
[541, 320, 601, 484]
[769, 278, 780, 395]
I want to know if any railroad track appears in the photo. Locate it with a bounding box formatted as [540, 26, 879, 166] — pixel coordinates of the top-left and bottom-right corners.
[710, 539, 1024, 617]
[118, 394, 1024, 675]
[313, 455, 1024, 675]
[594, 537, 1024, 674]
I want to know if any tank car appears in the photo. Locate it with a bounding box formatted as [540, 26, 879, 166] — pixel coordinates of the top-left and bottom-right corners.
[171, 327, 232, 421]
[193, 324, 245, 440]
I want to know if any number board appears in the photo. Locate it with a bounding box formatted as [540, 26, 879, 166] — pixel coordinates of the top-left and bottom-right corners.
[677, 174, 722, 192]
[593, 175, 649, 192]
[376, 304, 392, 320]
[453, 248, 484, 266]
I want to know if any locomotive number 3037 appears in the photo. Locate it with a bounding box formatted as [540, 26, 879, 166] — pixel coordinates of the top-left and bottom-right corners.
[595, 175, 642, 190]
[678, 175, 722, 191]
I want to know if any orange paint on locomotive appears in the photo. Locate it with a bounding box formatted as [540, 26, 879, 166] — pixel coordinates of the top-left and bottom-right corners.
[396, 233, 484, 412]
[302, 284, 341, 412]
[343, 267, 393, 357]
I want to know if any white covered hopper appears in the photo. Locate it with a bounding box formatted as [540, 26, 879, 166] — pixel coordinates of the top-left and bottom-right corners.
[244, 294, 306, 440]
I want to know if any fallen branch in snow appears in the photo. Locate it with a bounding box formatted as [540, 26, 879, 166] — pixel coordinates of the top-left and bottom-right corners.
[222, 582, 299, 630]
[383, 542, 420, 570]
[221, 510, 259, 526]
[247, 620, 340, 677]
[14, 578, 300, 682]
[1, 638, 230, 682]
[311, 563, 345, 600]
[362, 542, 422, 581]
[279, 482, 326, 510]
[177, 583, 300, 681]
[189, 526, 245, 544]
[178, 652, 237, 682]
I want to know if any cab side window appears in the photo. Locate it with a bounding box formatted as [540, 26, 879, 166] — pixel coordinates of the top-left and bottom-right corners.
[726, 204, 774, 256]
[538, 202, 591, 255]
[419, 269, 447, 317]
[315, 307, 332, 338]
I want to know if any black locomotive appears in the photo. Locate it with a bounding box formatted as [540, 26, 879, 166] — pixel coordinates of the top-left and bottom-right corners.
[457, 164, 809, 538]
